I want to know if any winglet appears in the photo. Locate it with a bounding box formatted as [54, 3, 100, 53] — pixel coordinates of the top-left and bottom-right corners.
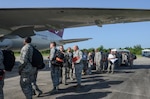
[48, 29, 64, 38]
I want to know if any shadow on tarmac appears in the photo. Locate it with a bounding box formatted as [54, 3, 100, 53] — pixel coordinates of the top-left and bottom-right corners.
[6, 60, 149, 99]
[131, 65, 150, 69]
[40, 72, 124, 99]
[116, 64, 150, 70]
[56, 92, 112, 99]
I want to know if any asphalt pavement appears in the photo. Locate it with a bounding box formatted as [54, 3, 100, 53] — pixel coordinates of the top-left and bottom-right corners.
[3, 57, 150, 99]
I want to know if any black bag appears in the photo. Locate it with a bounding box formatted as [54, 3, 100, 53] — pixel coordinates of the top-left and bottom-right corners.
[56, 50, 64, 60]
[133, 54, 137, 59]
[2, 50, 15, 71]
[31, 47, 45, 69]
[51, 50, 64, 66]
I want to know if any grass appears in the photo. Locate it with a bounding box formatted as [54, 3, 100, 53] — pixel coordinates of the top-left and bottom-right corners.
[136, 55, 142, 58]
[14, 53, 49, 57]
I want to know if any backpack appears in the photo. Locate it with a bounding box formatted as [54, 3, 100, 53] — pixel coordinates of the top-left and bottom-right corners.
[133, 54, 137, 59]
[51, 49, 64, 66]
[2, 50, 15, 71]
[31, 47, 45, 69]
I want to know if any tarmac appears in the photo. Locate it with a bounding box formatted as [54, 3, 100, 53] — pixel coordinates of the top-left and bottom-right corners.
[3, 57, 150, 99]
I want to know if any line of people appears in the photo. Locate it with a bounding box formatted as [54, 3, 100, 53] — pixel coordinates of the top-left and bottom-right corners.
[18, 39, 136, 98]
[49, 43, 84, 94]
[0, 37, 136, 99]
[82, 48, 136, 75]
[81, 48, 108, 75]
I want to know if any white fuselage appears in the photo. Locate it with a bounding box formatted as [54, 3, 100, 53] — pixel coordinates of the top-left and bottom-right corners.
[0, 30, 62, 51]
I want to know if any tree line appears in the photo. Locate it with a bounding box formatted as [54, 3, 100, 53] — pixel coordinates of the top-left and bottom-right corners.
[85, 44, 143, 55]
[40, 44, 144, 55]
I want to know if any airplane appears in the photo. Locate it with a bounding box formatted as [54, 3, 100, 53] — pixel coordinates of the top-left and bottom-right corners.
[0, 8, 150, 50]
[0, 29, 92, 50]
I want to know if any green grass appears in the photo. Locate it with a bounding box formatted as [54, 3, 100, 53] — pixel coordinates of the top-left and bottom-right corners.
[14, 53, 49, 57]
[14, 53, 20, 57]
[42, 53, 49, 57]
[136, 55, 142, 58]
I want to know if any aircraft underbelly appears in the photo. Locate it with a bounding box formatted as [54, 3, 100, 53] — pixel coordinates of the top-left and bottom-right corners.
[31, 37, 50, 50]
[0, 37, 50, 51]
[10, 39, 24, 50]
[0, 39, 13, 49]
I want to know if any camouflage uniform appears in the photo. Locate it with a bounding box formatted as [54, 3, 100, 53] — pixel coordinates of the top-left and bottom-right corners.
[62, 53, 69, 85]
[0, 50, 5, 99]
[50, 47, 60, 92]
[94, 51, 102, 72]
[66, 51, 74, 80]
[117, 52, 122, 66]
[129, 53, 134, 67]
[31, 67, 42, 96]
[73, 50, 83, 86]
[87, 52, 93, 75]
[101, 52, 108, 72]
[19, 43, 33, 99]
[82, 51, 88, 75]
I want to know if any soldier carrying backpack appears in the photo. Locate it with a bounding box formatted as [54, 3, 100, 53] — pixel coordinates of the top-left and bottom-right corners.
[19, 37, 44, 98]
[19, 37, 34, 99]
[51, 49, 64, 67]
[30, 46, 44, 97]
[49, 42, 61, 94]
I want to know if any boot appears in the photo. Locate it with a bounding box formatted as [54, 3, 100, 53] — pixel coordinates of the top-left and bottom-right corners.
[49, 87, 58, 95]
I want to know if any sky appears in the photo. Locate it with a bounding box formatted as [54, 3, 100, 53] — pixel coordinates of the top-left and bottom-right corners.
[0, 0, 150, 49]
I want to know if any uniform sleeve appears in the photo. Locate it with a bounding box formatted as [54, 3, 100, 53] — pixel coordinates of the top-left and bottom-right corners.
[20, 47, 28, 65]
[76, 50, 83, 63]
[20, 45, 33, 66]
[50, 48, 56, 61]
[98, 52, 101, 61]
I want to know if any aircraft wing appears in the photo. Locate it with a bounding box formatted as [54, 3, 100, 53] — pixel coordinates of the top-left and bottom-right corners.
[58, 38, 92, 45]
[0, 8, 150, 37]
